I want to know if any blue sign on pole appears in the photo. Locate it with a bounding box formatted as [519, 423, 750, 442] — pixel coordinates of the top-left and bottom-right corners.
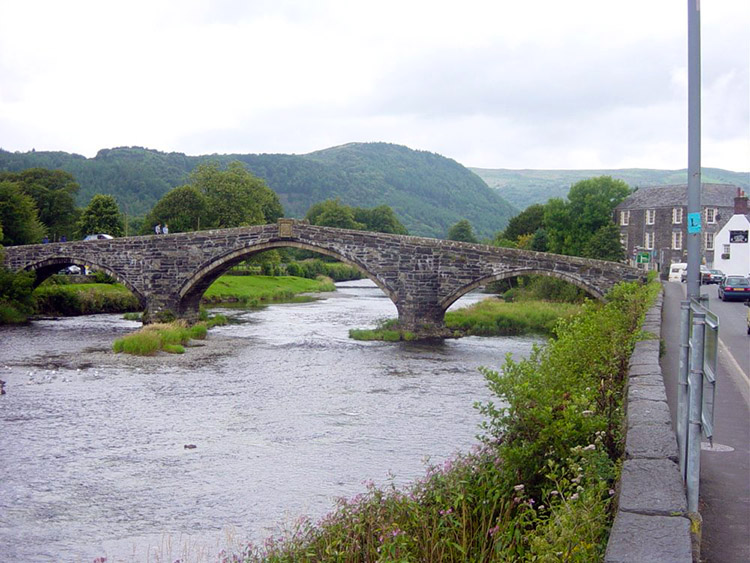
[688, 212, 701, 234]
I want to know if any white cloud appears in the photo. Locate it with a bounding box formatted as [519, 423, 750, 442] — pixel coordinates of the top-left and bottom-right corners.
[0, 0, 747, 170]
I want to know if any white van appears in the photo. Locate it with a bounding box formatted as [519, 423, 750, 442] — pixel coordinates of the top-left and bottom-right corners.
[668, 263, 687, 282]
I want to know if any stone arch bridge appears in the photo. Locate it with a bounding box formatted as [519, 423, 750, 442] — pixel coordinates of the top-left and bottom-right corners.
[3, 219, 643, 337]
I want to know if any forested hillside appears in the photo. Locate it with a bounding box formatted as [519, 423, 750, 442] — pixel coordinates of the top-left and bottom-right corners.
[472, 167, 750, 210]
[0, 144, 518, 239]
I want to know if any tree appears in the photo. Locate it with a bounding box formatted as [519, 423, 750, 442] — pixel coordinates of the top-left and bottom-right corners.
[0, 168, 80, 241]
[0, 181, 46, 245]
[305, 199, 364, 230]
[353, 205, 408, 234]
[584, 223, 625, 261]
[500, 203, 546, 242]
[544, 176, 630, 260]
[189, 161, 283, 228]
[76, 194, 124, 238]
[143, 185, 208, 234]
[447, 219, 478, 243]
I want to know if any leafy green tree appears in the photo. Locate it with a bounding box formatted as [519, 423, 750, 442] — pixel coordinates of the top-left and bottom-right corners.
[143, 185, 208, 234]
[0, 168, 80, 241]
[305, 199, 364, 230]
[0, 181, 46, 245]
[500, 203, 545, 242]
[584, 223, 625, 261]
[76, 194, 124, 238]
[543, 176, 629, 260]
[447, 219, 478, 243]
[189, 161, 282, 228]
[353, 205, 408, 234]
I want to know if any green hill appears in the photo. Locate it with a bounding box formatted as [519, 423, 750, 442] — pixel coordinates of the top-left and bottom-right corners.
[471, 167, 750, 210]
[0, 143, 517, 239]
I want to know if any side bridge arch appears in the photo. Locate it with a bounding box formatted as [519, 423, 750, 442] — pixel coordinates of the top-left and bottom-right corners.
[439, 267, 608, 312]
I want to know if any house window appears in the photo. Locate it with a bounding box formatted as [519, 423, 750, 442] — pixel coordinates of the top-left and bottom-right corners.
[672, 231, 683, 250]
[722, 244, 730, 259]
[620, 210, 630, 226]
[645, 209, 656, 225]
[705, 208, 717, 224]
[705, 232, 714, 251]
[645, 231, 655, 250]
[620, 232, 628, 249]
[672, 207, 683, 224]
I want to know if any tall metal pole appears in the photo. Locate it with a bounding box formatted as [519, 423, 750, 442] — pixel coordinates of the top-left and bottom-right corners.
[686, 0, 701, 299]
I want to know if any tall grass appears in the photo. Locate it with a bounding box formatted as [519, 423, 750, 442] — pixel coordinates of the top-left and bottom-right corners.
[445, 298, 581, 337]
[113, 321, 210, 356]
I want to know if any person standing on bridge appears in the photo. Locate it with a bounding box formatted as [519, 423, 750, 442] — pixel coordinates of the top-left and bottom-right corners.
[163, 223, 169, 235]
[154, 223, 162, 235]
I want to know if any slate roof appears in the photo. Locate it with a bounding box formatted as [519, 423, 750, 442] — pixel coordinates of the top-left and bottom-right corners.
[617, 183, 741, 209]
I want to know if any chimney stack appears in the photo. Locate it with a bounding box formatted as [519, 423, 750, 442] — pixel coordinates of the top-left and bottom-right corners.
[734, 189, 749, 215]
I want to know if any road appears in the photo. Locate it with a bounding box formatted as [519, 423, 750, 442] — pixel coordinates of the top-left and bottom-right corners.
[661, 281, 750, 563]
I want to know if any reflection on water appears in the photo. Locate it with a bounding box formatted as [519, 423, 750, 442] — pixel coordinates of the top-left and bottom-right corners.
[0, 280, 540, 562]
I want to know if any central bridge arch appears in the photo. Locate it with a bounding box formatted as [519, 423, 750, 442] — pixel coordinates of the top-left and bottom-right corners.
[175, 239, 399, 319]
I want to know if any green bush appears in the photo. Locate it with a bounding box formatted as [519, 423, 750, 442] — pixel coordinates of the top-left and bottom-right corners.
[113, 331, 161, 355]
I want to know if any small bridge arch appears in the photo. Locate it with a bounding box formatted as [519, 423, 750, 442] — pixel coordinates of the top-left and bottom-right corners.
[440, 267, 606, 312]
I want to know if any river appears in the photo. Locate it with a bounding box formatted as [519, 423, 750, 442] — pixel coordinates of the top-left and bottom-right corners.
[0, 280, 541, 562]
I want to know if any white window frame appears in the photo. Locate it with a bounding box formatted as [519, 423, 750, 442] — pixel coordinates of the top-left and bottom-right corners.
[645, 208, 656, 225]
[705, 232, 714, 251]
[620, 210, 630, 226]
[672, 207, 683, 224]
[705, 207, 717, 224]
[645, 231, 655, 250]
[672, 231, 683, 250]
[620, 232, 628, 248]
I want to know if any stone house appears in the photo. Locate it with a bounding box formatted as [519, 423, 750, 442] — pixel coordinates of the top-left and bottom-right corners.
[613, 183, 741, 275]
[712, 191, 750, 276]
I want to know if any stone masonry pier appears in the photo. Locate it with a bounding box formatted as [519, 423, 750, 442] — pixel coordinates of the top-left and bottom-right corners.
[3, 219, 644, 336]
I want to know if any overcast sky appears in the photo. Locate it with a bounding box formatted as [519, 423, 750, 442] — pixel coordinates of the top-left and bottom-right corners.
[0, 0, 748, 171]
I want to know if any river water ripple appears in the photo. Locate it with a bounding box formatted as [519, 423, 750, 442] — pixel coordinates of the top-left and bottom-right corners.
[0, 280, 539, 562]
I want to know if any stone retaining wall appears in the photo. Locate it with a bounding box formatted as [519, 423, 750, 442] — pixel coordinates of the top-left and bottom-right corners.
[605, 291, 695, 562]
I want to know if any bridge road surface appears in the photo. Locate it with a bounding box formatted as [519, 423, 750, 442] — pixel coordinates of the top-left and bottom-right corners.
[661, 281, 750, 563]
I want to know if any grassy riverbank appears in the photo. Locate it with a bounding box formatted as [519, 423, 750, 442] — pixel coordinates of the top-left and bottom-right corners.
[349, 297, 582, 341]
[201, 275, 335, 306]
[33, 282, 141, 316]
[32, 274, 336, 317]
[225, 280, 659, 561]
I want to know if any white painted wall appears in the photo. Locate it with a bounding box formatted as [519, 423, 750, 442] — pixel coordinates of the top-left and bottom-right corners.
[713, 214, 750, 276]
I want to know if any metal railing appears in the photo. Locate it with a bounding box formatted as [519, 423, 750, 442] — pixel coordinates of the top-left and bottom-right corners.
[678, 296, 719, 513]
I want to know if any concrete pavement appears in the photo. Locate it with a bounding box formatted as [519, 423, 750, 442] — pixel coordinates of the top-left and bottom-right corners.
[660, 282, 750, 562]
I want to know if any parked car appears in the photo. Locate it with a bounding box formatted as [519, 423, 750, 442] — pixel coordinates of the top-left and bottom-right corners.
[680, 265, 710, 284]
[57, 265, 81, 275]
[83, 233, 113, 241]
[669, 263, 687, 282]
[718, 275, 750, 302]
[705, 269, 725, 285]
